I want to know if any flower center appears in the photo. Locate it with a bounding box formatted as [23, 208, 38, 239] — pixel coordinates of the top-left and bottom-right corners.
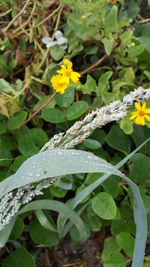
[65, 70, 71, 77]
[138, 111, 145, 116]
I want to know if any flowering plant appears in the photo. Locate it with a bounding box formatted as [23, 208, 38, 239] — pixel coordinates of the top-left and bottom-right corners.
[42, 31, 68, 49]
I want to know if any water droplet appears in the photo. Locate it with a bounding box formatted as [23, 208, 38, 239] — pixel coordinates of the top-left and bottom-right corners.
[57, 151, 63, 155]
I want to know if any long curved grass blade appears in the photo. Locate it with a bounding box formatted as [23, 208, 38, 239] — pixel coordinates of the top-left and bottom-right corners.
[18, 200, 88, 242]
[0, 218, 16, 247]
[58, 138, 150, 234]
[0, 150, 121, 199]
[0, 146, 148, 266]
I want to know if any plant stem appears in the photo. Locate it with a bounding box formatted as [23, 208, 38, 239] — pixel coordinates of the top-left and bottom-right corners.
[79, 54, 108, 75]
[4, 0, 30, 32]
[19, 92, 57, 129]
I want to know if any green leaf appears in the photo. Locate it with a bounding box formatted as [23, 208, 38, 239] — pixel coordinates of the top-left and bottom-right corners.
[29, 219, 59, 246]
[82, 75, 97, 94]
[41, 108, 65, 123]
[131, 125, 150, 154]
[92, 192, 117, 220]
[69, 224, 90, 243]
[129, 153, 150, 182]
[83, 138, 101, 150]
[11, 155, 28, 172]
[50, 185, 67, 198]
[111, 220, 128, 235]
[18, 129, 48, 156]
[66, 101, 88, 120]
[30, 128, 48, 148]
[105, 6, 118, 33]
[0, 79, 15, 94]
[124, 67, 135, 84]
[116, 232, 134, 257]
[7, 111, 27, 130]
[50, 45, 65, 60]
[0, 121, 7, 135]
[106, 125, 131, 154]
[19, 199, 88, 243]
[55, 87, 74, 108]
[35, 210, 57, 232]
[2, 248, 35, 267]
[90, 129, 106, 145]
[33, 96, 56, 110]
[87, 215, 102, 232]
[0, 146, 12, 166]
[18, 134, 39, 156]
[120, 117, 133, 135]
[10, 217, 24, 240]
[103, 253, 126, 267]
[101, 236, 121, 261]
[128, 44, 144, 58]
[98, 71, 113, 94]
[0, 219, 16, 247]
[138, 37, 150, 52]
[102, 38, 114, 55]
[102, 176, 120, 198]
[124, 1, 140, 19]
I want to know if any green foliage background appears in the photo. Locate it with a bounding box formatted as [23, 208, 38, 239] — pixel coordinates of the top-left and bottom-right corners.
[0, 0, 150, 266]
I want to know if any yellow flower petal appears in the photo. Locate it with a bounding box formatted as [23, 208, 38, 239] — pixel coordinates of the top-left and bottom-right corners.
[144, 115, 150, 122]
[135, 116, 145, 126]
[130, 112, 138, 120]
[145, 108, 150, 114]
[70, 72, 81, 83]
[134, 102, 142, 111]
[63, 59, 72, 68]
[142, 102, 147, 110]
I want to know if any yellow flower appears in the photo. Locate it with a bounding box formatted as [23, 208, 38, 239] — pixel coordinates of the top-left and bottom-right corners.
[51, 74, 69, 94]
[130, 102, 150, 126]
[57, 59, 81, 84]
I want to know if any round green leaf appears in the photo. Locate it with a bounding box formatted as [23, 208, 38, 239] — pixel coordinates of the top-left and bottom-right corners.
[83, 138, 101, 150]
[7, 111, 27, 130]
[41, 108, 65, 123]
[30, 128, 48, 148]
[120, 117, 133, 135]
[29, 219, 59, 246]
[106, 125, 131, 155]
[2, 248, 35, 267]
[66, 101, 88, 121]
[0, 147, 12, 167]
[50, 45, 65, 60]
[129, 153, 150, 182]
[18, 134, 39, 156]
[92, 192, 117, 220]
[50, 185, 67, 198]
[55, 87, 74, 108]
